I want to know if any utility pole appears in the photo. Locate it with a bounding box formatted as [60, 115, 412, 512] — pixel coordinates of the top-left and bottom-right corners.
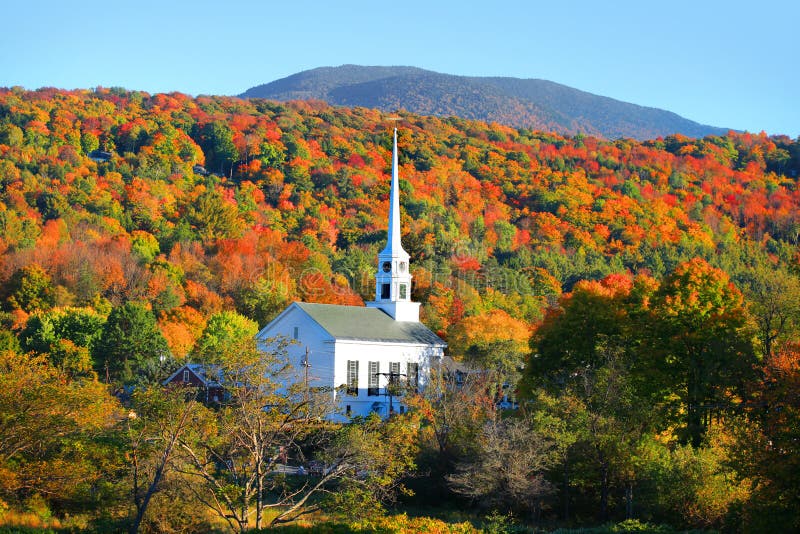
[302, 347, 311, 418]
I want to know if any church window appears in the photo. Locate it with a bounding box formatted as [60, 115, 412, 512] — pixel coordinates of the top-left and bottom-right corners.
[368, 361, 380, 396]
[293, 326, 299, 340]
[407, 362, 419, 391]
[381, 283, 390, 299]
[346, 405, 352, 416]
[382, 261, 392, 272]
[347, 360, 359, 396]
[399, 283, 407, 299]
[390, 362, 401, 383]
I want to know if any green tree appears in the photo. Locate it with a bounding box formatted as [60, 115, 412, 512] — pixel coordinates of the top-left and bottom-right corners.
[94, 302, 169, 383]
[0, 327, 20, 354]
[258, 141, 285, 168]
[4, 264, 56, 313]
[526, 391, 580, 521]
[319, 412, 421, 520]
[184, 186, 243, 240]
[525, 339, 653, 522]
[521, 274, 651, 395]
[234, 277, 291, 326]
[635, 430, 749, 529]
[738, 263, 800, 359]
[130, 231, 160, 264]
[36, 191, 71, 221]
[127, 386, 208, 534]
[0, 350, 122, 510]
[0, 122, 24, 146]
[197, 121, 239, 176]
[192, 310, 258, 363]
[649, 258, 755, 446]
[520, 274, 658, 520]
[80, 131, 100, 155]
[21, 307, 105, 354]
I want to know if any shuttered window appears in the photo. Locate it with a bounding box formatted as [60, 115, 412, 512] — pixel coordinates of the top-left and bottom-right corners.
[390, 361, 400, 380]
[368, 361, 380, 396]
[407, 362, 419, 391]
[346, 360, 359, 396]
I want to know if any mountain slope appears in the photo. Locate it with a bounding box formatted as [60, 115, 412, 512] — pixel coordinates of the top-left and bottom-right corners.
[240, 65, 729, 140]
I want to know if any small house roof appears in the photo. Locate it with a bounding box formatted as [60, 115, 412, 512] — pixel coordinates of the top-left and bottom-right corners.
[88, 149, 112, 162]
[439, 355, 480, 374]
[295, 302, 446, 346]
[163, 363, 223, 386]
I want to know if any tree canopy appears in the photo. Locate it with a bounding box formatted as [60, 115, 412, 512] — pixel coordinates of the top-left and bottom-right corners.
[0, 86, 798, 532]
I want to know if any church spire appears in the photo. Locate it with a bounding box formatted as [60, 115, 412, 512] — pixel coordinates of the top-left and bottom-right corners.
[366, 127, 419, 322]
[382, 128, 407, 256]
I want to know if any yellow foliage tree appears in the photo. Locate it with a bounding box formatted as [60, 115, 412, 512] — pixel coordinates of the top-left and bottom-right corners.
[446, 309, 531, 382]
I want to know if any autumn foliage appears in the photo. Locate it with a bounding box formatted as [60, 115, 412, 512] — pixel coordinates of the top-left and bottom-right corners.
[0, 86, 799, 531]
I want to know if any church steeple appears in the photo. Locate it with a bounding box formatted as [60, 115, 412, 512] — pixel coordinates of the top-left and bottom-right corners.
[366, 128, 420, 322]
[382, 128, 406, 257]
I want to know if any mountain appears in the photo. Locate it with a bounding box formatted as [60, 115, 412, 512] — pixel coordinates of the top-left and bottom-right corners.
[239, 65, 730, 140]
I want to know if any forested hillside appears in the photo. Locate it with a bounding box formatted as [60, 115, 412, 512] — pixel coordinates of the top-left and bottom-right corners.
[240, 65, 731, 140]
[0, 87, 797, 343]
[0, 86, 799, 532]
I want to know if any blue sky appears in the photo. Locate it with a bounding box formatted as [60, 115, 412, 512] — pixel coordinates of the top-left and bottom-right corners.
[1, 0, 797, 137]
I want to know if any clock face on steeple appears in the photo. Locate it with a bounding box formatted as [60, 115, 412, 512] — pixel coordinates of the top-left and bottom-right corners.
[382, 261, 392, 272]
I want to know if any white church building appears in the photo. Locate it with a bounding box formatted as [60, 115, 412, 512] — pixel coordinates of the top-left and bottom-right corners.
[256, 129, 446, 419]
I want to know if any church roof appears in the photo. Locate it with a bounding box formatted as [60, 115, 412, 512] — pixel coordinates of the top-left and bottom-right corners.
[295, 302, 445, 346]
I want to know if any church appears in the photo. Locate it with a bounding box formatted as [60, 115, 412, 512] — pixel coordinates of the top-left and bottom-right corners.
[256, 129, 446, 419]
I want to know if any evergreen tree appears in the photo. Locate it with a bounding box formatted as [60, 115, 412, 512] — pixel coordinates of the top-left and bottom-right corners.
[94, 302, 169, 383]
